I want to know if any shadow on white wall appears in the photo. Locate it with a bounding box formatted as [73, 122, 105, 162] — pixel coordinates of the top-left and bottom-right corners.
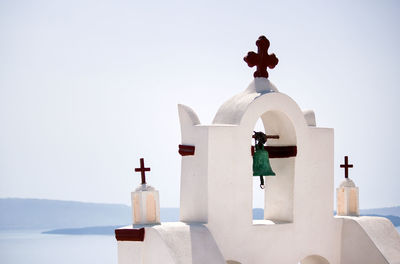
[299, 254, 330, 264]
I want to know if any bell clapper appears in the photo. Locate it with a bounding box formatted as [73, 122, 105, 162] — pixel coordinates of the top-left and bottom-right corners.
[260, 175, 265, 189]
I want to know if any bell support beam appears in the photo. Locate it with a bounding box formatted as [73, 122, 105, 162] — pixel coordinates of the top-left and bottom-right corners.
[251, 145, 297, 158]
[179, 144, 296, 158]
[178, 145, 196, 156]
[115, 228, 145, 241]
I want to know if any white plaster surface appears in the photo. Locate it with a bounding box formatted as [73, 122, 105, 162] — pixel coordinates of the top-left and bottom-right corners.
[152, 222, 225, 264]
[352, 216, 400, 263]
[142, 227, 175, 264]
[117, 240, 144, 264]
[339, 216, 400, 264]
[117, 223, 225, 264]
[178, 104, 208, 222]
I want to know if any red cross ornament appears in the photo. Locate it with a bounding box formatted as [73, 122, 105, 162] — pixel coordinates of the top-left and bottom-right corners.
[244, 36, 279, 78]
[340, 156, 353, 179]
[135, 158, 150, 184]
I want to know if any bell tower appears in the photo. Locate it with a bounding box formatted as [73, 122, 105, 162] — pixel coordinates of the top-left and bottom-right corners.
[116, 35, 400, 264]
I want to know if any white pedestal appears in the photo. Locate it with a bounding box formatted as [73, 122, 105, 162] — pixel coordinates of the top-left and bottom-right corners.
[131, 184, 160, 225]
[337, 178, 359, 216]
[117, 241, 144, 264]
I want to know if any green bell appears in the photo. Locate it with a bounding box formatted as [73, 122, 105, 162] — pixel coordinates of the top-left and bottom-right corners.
[253, 144, 276, 177]
[252, 131, 278, 189]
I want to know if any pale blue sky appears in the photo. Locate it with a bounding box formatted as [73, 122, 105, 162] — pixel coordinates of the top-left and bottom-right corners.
[0, 0, 399, 209]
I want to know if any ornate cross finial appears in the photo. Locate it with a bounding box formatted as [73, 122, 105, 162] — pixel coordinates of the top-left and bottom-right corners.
[135, 158, 150, 184]
[340, 156, 354, 179]
[244, 36, 279, 78]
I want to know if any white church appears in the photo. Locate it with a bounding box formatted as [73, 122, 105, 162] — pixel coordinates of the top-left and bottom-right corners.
[115, 36, 400, 264]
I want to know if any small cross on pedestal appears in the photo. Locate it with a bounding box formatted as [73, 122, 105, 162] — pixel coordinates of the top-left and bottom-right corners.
[340, 156, 353, 179]
[131, 158, 160, 225]
[135, 158, 150, 184]
[244, 36, 279, 78]
[337, 155, 359, 216]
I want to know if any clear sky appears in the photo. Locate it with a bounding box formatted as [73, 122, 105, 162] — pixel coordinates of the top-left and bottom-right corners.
[0, 0, 399, 209]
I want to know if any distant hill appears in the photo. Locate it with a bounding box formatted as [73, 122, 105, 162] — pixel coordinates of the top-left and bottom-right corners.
[0, 198, 131, 230]
[0, 198, 180, 230]
[360, 206, 400, 217]
[1, 198, 398, 232]
[42, 225, 124, 235]
[362, 214, 400, 227]
[43, 208, 400, 236]
[359, 206, 400, 227]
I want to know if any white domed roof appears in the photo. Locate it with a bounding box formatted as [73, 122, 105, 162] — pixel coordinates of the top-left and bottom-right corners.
[340, 178, 356, 188]
[212, 78, 278, 125]
[135, 184, 156, 192]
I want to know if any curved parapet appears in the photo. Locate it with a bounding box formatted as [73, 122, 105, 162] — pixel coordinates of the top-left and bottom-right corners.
[340, 216, 400, 264]
[178, 104, 201, 146]
[178, 104, 200, 126]
[303, 110, 316, 127]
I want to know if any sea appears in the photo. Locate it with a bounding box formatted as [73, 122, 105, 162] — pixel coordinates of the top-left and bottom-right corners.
[1, 228, 400, 264]
[0, 230, 117, 264]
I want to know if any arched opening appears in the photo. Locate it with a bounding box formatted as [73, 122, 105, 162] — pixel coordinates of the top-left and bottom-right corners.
[252, 118, 266, 220]
[299, 255, 330, 264]
[252, 110, 296, 223]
